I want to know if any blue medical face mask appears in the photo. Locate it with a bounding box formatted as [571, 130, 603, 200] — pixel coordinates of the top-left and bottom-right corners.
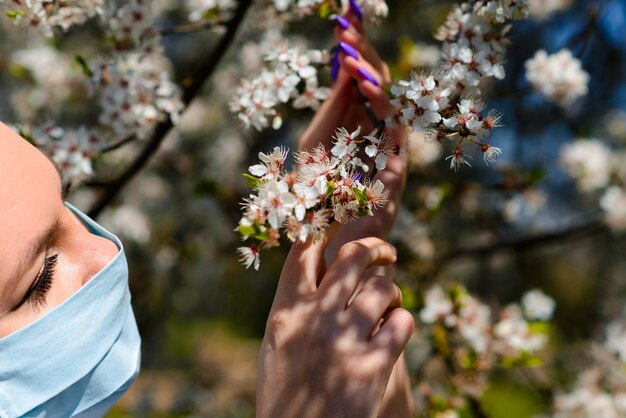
[0, 203, 141, 418]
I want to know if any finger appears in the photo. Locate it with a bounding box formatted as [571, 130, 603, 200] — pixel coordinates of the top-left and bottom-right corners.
[359, 81, 395, 121]
[336, 54, 392, 121]
[323, 129, 408, 261]
[298, 75, 353, 151]
[276, 222, 340, 303]
[370, 308, 415, 363]
[348, 275, 402, 338]
[344, 3, 365, 35]
[337, 89, 372, 133]
[334, 26, 390, 85]
[318, 237, 397, 303]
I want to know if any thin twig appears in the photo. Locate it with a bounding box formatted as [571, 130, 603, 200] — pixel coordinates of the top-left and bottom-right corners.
[437, 217, 607, 267]
[100, 133, 136, 154]
[87, 0, 254, 219]
[159, 19, 227, 36]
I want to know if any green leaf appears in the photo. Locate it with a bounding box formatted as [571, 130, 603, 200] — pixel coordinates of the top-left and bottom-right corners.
[238, 225, 256, 238]
[5, 10, 25, 19]
[202, 7, 219, 20]
[75, 55, 93, 78]
[8, 63, 29, 79]
[242, 173, 262, 189]
[353, 187, 367, 206]
[528, 321, 551, 335]
[318, 3, 333, 19]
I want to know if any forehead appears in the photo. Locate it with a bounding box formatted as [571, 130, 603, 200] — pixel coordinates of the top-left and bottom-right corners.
[0, 123, 62, 278]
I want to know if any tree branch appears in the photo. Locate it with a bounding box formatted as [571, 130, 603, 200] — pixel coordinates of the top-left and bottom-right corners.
[159, 19, 227, 36]
[437, 217, 607, 267]
[87, 0, 254, 219]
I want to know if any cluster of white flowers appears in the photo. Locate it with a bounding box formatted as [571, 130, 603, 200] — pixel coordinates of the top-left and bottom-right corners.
[390, 1, 529, 171]
[51, 0, 182, 147]
[10, 44, 81, 122]
[104, 0, 161, 54]
[559, 138, 626, 231]
[525, 49, 590, 107]
[33, 125, 103, 181]
[185, 0, 237, 23]
[548, 319, 626, 418]
[529, 0, 572, 19]
[420, 285, 554, 383]
[551, 369, 626, 418]
[560, 139, 613, 192]
[18, 0, 184, 181]
[355, 0, 389, 23]
[237, 127, 395, 269]
[0, 0, 104, 36]
[90, 54, 184, 140]
[230, 42, 330, 131]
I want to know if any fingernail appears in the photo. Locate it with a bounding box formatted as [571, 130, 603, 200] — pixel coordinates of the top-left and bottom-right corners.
[358, 67, 379, 86]
[390, 244, 398, 258]
[349, 0, 363, 22]
[339, 41, 359, 60]
[331, 51, 340, 82]
[335, 15, 350, 30]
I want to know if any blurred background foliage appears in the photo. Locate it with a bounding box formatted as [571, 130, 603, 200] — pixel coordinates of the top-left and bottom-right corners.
[2, 0, 626, 416]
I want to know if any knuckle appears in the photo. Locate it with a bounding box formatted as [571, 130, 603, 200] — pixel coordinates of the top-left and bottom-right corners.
[368, 275, 395, 298]
[337, 241, 367, 260]
[394, 309, 416, 334]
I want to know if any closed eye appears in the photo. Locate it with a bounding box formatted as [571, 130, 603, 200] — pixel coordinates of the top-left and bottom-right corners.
[11, 254, 58, 312]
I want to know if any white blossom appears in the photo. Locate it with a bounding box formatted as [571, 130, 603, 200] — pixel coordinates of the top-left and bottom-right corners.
[522, 289, 556, 321]
[529, 0, 571, 19]
[525, 49, 590, 107]
[600, 186, 626, 232]
[560, 139, 613, 192]
[0, 0, 104, 36]
[185, 0, 236, 22]
[35, 125, 102, 182]
[420, 286, 454, 324]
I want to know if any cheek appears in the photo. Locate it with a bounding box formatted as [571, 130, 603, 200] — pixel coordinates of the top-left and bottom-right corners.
[0, 312, 39, 338]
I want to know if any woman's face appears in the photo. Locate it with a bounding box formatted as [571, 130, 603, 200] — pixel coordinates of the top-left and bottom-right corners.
[0, 123, 118, 338]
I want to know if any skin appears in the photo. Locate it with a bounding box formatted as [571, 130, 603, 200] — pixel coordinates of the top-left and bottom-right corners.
[257, 10, 415, 418]
[0, 122, 118, 338]
[256, 234, 415, 418]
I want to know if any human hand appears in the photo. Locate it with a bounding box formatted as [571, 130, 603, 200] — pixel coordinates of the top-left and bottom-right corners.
[299, 7, 407, 245]
[256, 233, 415, 418]
[296, 8, 413, 417]
[298, 8, 394, 150]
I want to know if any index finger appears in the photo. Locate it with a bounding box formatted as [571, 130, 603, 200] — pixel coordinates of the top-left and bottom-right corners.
[275, 222, 340, 303]
[317, 237, 397, 306]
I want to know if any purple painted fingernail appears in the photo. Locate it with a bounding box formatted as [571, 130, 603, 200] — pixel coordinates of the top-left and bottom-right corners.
[335, 15, 350, 30]
[349, 0, 363, 22]
[358, 67, 379, 86]
[331, 50, 340, 82]
[339, 41, 359, 60]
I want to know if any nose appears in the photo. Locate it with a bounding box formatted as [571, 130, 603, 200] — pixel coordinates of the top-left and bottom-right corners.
[65, 208, 120, 285]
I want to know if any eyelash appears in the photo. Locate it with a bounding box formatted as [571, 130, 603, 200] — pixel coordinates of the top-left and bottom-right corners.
[23, 254, 58, 310]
